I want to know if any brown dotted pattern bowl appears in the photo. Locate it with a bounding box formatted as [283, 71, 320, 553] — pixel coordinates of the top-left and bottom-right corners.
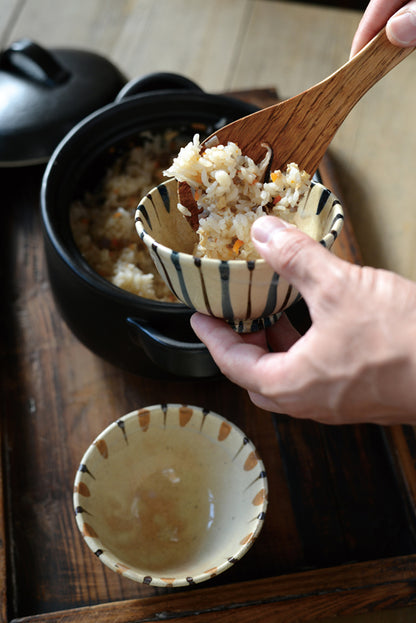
[73, 404, 268, 587]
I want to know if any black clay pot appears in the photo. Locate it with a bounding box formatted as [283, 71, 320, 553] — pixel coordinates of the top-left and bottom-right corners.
[40, 73, 258, 378]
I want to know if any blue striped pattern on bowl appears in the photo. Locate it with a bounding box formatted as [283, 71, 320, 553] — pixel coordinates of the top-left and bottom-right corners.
[135, 179, 343, 332]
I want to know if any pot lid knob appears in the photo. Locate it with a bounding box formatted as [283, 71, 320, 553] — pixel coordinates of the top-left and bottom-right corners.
[0, 39, 126, 167]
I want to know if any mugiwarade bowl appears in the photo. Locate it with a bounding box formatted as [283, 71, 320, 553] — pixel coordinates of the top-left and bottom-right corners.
[135, 178, 344, 332]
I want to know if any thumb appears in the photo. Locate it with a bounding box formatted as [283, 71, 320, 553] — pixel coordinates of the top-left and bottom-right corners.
[251, 215, 343, 301]
[387, 2, 416, 46]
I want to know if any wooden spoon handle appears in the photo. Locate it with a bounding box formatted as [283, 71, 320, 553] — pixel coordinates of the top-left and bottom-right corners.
[207, 28, 414, 174]
[287, 28, 414, 172]
[320, 27, 414, 117]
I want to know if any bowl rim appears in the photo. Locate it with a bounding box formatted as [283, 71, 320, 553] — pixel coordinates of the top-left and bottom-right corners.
[136, 178, 344, 265]
[73, 403, 268, 588]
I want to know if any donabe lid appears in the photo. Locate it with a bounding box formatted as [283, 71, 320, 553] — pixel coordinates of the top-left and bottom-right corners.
[0, 39, 126, 166]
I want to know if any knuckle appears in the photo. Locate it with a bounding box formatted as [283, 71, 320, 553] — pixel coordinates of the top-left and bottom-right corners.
[273, 232, 311, 274]
[310, 256, 358, 310]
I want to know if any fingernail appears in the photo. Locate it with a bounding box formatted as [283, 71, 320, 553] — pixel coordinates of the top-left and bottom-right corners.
[251, 217, 292, 243]
[388, 9, 416, 45]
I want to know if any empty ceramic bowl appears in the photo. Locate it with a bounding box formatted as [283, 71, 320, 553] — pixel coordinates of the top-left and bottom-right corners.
[73, 404, 268, 587]
[135, 178, 344, 332]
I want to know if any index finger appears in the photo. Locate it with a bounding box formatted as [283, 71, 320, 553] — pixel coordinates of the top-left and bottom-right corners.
[190, 313, 274, 390]
[190, 312, 308, 401]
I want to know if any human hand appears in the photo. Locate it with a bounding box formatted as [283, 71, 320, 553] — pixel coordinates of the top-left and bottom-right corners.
[351, 0, 416, 56]
[191, 216, 416, 425]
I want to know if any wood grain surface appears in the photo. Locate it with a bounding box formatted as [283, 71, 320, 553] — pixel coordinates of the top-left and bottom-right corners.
[8, 555, 416, 623]
[1, 2, 416, 622]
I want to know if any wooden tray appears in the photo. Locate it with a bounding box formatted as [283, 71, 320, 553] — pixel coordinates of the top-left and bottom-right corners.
[1, 89, 416, 623]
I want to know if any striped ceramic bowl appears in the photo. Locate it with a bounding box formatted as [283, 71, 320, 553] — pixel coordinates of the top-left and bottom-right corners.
[73, 404, 268, 588]
[135, 178, 343, 332]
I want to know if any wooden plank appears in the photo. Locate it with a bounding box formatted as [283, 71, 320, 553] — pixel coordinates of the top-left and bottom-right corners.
[383, 426, 416, 525]
[9, 554, 416, 622]
[0, 429, 7, 623]
[229, 1, 359, 97]
[2, 0, 134, 56]
[3, 0, 251, 88]
[110, 0, 252, 90]
[0, 0, 24, 46]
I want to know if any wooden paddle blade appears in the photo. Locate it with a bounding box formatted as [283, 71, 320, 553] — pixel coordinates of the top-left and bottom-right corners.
[178, 181, 202, 232]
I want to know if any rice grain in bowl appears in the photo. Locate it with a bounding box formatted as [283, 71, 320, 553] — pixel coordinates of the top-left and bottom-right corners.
[163, 135, 316, 261]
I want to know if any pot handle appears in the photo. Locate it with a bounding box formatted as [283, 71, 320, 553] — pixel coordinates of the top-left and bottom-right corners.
[1, 39, 70, 86]
[126, 317, 219, 378]
[116, 71, 203, 101]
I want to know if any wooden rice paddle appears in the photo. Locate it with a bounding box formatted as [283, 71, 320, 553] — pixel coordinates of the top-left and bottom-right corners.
[179, 28, 414, 224]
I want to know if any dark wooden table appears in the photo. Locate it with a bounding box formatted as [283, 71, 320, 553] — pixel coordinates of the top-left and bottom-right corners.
[2, 90, 416, 623]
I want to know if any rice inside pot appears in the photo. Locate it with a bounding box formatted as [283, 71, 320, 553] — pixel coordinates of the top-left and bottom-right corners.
[70, 130, 197, 302]
[163, 134, 311, 260]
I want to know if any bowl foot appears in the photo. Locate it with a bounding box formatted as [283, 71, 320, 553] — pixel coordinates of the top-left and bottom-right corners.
[227, 313, 282, 334]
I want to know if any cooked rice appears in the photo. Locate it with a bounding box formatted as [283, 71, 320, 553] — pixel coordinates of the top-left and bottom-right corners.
[70, 130, 191, 302]
[163, 134, 311, 260]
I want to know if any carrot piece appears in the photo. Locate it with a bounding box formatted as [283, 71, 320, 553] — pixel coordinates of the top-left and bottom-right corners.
[232, 239, 244, 255]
